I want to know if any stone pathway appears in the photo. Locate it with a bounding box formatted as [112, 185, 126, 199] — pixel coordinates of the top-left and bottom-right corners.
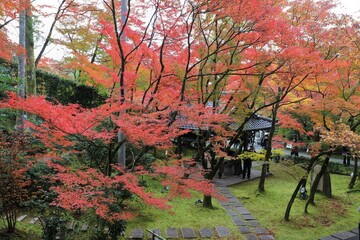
[319, 227, 359, 240]
[129, 226, 233, 239]
[127, 168, 275, 239]
[217, 186, 275, 240]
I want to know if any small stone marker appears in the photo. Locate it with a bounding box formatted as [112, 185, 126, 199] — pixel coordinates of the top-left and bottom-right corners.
[16, 215, 27, 222]
[215, 226, 231, 238]
[29, 217, 39, 224]
[310, 164, 332, 197]
[80, 222, 89, 231]
[181, 228, 196, 238]
[166, 228, 179, 238]
[129, 228, 143, 239]
[66, 221, 77, 230]
[199, 228, 213, 238]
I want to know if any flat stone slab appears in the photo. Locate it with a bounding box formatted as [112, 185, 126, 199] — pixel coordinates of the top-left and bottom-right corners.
[233, 217, 247, 226]
[246, 220, 261, 227]
[129, 228, 143, 239]
[227, 210, 239, 216]
[253, 227, 269, 235]
[216, 187, 228, 191]
[258, 235, 276, 240]
[16, 215, 27, 222]
[238, 227, 252, 234]
[147, 229, 161, 239]
[236, 207, 251, 214]
[331, 231, 357, 239]
[215, 226, 231, 237]
[244, 234, 258, 240]
[219, 201, 231, 206]
[233, 203, 244, 207]
[29, 217, 39, 224]
[222, 193, 234, 198]
[181, 228, 196, 238]
[199, 228, 213, 238]
[228, 198, 241, 204]
[319, 236, 339, 240]
[350, 228, 359, 234]
[345, 236, 359, 240]
[223, 206, 233, 211]
[242, 214, 256, 220]
[166, 228, 179, 238]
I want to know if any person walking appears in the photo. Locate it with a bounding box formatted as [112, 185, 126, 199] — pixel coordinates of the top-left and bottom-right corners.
[342, 147, 351, 166]
[218, 162, 225, 179]
[229, 150, 242, 176]
[291, 146, 299, 157]
[242, 155, 252, 179]
[261, 135, 268, 149]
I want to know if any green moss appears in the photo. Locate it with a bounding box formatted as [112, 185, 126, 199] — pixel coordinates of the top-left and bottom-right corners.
[229, 163, 360, 240]
[126, 177, 243, 239]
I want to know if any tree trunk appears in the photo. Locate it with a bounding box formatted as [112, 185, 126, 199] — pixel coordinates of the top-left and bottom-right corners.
[5, 208, 17, 233]
[202, 156, 225, 209]
[284, 178, 306, 221]
[304, 156, 330, 213]
[202, 195, 213, 209]
[25, 5, 36, 96]
[258, 163, 267, 192]
[17, 9, 26, 129]
[284, 151, 330, 221]
[349, 156, 358, 189]
[258, 101, 279, 192]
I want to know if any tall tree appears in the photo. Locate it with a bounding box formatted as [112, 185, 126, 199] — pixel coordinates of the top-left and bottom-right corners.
[25, 0, 36, 96]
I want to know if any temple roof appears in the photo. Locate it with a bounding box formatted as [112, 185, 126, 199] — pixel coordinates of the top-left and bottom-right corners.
[230, 114, 272, 131]
[179, 114, 272, 131]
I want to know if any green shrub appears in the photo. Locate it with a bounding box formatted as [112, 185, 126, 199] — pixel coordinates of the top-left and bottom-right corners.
[327, 162, 353, 175]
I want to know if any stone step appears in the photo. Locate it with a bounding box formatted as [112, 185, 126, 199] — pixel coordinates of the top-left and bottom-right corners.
[29, 217, 39, 224]
[16, 215, 27, 222]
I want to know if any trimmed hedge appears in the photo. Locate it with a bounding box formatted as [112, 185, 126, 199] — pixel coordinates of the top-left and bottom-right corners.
[0, 59, 106, 108]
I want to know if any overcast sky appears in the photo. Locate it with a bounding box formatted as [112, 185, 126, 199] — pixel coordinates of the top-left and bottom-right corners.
[7, 0, 360, 61]
[335, 0, 360, 15]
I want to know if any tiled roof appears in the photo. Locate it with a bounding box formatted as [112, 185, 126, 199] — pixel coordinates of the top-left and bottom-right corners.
[179, 114, 272, 131]
[230, 115, 272, 131]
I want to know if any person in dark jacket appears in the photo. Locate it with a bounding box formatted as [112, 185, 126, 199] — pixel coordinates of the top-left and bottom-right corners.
[242, 155, 252, 179]
[342, 147, 351, 166]
[218, 162, 225, 179]
[291, 146, 299, 157]
[229, 150, 242, 176]
[261, 135, 269, 149]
